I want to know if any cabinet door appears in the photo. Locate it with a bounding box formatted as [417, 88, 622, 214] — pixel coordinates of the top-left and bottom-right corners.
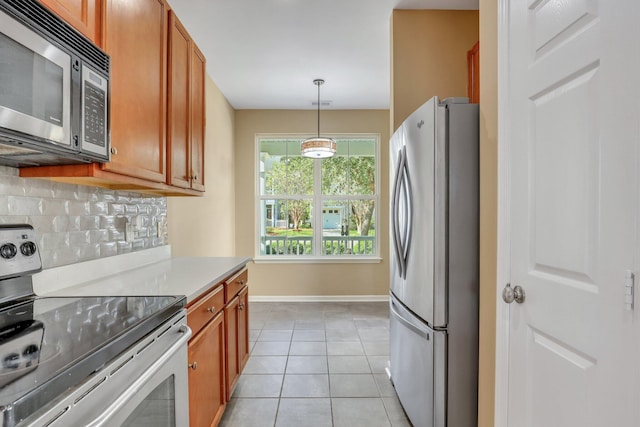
[102, 0, 167, 182]
[237, 286, 249, 372]
[188, 311, 226, 427]
[467, 41, 479, 103]
[167, 11, 191, 189]
[190, 44, 206, 192]
[224, 295, 240, 401]
[39, 0, 103, 45]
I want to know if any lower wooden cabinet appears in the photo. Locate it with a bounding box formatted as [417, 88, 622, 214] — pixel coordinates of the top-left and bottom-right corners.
[187, 268, 249, 426]
[188, 310, 225, 427]
[238, 287, 250, 374]
[224, 285, 249, 400]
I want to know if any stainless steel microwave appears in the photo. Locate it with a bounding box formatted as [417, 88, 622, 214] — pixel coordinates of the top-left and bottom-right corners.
[0, 0, 110, 167]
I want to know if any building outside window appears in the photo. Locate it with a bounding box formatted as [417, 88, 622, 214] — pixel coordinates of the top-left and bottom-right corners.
[257, 135, 379, 260]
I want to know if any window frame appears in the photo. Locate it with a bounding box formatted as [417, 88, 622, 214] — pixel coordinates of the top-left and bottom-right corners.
[254, 133, 382, 263]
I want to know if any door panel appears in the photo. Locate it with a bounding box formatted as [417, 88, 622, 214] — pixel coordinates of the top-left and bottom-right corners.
[506, 0, 638, 425]
[190, 44, 206, 192]
[389, 294, 443, 427]
[224, 295, 240, 400]
[401, 99, 439, 326]
[528, 327, 594, 427]
[167, 11, 191, 189]
[188, 311, 225, 427]
[102, 0, 167, 182]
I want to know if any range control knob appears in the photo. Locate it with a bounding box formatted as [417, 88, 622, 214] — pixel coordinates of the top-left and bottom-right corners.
[3, 353, 20, 369]
[20, 241, 37, 256]
[0, 243, 17, 259]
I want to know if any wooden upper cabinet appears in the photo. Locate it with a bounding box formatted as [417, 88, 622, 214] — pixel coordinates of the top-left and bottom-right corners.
[39, 0, 103, 46]
[467, 41, 480, 104]
[190, 44, 206, 192]
[167, 12, 191, 189]
[102, 0, 168, 182]
[167, 12, 206, 191]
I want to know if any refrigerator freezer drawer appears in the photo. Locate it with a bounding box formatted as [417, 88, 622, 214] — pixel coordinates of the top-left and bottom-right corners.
[389, 295, 446, 427]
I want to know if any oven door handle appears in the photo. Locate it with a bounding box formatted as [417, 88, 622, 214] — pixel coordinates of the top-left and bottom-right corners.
[86, 325, 192, 427]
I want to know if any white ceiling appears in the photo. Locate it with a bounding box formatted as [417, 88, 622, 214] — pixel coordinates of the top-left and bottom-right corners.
[167, 0, 479, 110]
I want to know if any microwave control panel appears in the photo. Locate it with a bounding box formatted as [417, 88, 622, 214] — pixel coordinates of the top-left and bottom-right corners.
[81, 66, 108, 156]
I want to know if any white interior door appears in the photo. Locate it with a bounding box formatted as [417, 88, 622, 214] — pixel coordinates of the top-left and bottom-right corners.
[498, 0, 640, 426]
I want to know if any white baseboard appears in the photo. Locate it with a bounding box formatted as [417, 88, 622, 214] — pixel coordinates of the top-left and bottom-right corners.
[248, 295, 389, 303]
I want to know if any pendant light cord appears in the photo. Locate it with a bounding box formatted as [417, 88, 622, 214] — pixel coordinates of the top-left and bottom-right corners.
[317, 80, 321, 137]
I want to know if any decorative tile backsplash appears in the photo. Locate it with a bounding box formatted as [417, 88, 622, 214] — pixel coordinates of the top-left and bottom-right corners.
[0, 166, 168, 269]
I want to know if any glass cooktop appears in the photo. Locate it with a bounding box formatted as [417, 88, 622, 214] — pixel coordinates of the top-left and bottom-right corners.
[0, 295, 186, 425]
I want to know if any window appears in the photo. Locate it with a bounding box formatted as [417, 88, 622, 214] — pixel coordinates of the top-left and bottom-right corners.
[257, 136, 379, 259]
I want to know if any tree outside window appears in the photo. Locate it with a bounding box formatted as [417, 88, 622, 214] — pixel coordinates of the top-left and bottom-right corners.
[258, 136, 378, 258]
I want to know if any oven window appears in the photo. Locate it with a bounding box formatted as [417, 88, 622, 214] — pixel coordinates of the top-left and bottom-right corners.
[121, 375, 176, 427]
[0, 32, 63, 125]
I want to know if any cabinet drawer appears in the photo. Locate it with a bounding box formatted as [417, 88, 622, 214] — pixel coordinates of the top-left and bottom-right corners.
[187, 284, 225, 334]
[225, 269, 248, 303]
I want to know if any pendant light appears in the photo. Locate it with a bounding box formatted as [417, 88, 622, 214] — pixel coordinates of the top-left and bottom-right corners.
[301, 79, 336, 158]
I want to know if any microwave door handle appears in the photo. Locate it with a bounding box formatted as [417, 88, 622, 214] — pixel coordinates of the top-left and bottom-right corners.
[401, 154, 413, 275]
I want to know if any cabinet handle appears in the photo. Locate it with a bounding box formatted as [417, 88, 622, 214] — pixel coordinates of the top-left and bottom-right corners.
[207, 306, 215, 313]
[189, 362, 198, 370]
[110, 147, 118, 155]
[239, 303, 245, 310]
[238, 279, 245, 286]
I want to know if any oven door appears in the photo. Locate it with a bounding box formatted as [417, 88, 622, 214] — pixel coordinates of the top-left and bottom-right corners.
[23, 313, 192, 427]
[0, 9, 71, 148]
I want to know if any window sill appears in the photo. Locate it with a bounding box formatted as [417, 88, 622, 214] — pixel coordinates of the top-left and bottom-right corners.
[253, 256, 382, 264]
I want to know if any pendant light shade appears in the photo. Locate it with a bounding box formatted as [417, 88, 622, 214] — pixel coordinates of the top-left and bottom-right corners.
[301, 79, 336, 158]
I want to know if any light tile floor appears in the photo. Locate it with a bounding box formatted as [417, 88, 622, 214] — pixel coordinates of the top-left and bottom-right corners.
[219, 301, 411, 427]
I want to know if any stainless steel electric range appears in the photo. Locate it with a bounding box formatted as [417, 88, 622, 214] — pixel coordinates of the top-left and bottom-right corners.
[0, 225, 191, 427]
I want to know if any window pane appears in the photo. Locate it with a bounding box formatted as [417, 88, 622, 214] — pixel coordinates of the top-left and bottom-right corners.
[322, 155, 348, 195]
[260, 199, 313, 255]
[348, 140, 376, 195]
[322, 139, 376, 196]
[321, 200, 348, 254]
[321, 199, 375, 255]
[260, 140, 313, 196]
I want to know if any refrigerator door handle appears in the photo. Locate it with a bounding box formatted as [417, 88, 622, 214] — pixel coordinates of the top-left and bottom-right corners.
[390, 297, 430, 340]
[392, 147, 407, 278]
[400, 154, 413, 272]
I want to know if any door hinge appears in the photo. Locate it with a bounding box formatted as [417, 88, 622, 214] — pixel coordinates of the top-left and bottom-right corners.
[625, 270, 635, 311]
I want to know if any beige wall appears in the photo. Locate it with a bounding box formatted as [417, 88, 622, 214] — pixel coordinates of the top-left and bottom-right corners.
[168, 75, 237, 256]
[234, 109, 390, 297]
[478, 0, 498, 425]
[391, 10, 479, 131]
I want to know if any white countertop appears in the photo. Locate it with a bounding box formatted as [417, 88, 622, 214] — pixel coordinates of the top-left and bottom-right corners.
[33, 247, 251, 304]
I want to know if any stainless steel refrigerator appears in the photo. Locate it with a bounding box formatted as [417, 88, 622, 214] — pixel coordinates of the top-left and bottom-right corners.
[389, 96, 479, 427]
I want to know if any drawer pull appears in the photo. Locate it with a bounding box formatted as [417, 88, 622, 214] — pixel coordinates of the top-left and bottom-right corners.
[238, 279, 245, 285]
[206, 306, 215, 313]
[189, 362, 198, 370]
